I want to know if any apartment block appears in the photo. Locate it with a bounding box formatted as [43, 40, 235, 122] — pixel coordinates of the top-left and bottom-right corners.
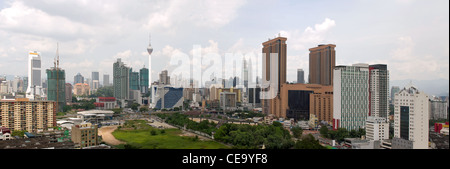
[71, 122, 100, 148]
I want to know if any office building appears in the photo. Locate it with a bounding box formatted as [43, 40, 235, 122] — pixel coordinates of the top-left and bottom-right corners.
[92, 71, 100, 91]
[394, 85, 429, 149]
[26, 51, 45, 100]
[309, 44, 336, 86]
[153, 87, 184, 110]
[333, 64, 369, 130]
[46, 68, 66, 112]
[369, 64, 389, 119]
[74, 73, 84, 85]
[65, 83, 72, 103]
[365, 116, 389, 141]
[103, 74, 110, 87]
[159, 70, 170, 85]
[297, 69, 305, 84]
[0, 98, 56, 132]
[391, 86, 400, 104]
[429, 97, 448, 120]
[140, 68, 149, 94]
[261, 36, 287, 116]
[113, 58, 130, 100]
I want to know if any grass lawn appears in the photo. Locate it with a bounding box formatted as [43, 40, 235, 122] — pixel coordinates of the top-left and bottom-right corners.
[112, 120, 229, 149]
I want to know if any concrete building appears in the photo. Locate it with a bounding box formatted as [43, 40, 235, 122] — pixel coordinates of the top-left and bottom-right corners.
[220, 92, 237, 111]
[391, 86, 400, 104]
[139, 67, 149, 94]
[333, 64, 369, 130]
[159, 70, 170, 85]
[74, 73, 84, 85]
[369, 64, 389, 119]
[65, 83, 73, 103]
[309, 44, 336, 86]
[71, 122, 100, 148]
[26, 51, 45, 100]
[103, 74, 110, 87]
[95, 97, 117, 110]
[129, 69, 140, 91]
[261, 37, 287, 116]
[73, 83, 90, 96]
[0, 98, 56, 132]
[76, 110, 114, 123]
[365, 116, 389, 141]
[297, 69, 305, 84]
[394, 85, 429, 149]
[429, 96, 448, 120]
[153, 87, 184, 110]
[46, 68, 66, 112]
[113, 58, 130, 101]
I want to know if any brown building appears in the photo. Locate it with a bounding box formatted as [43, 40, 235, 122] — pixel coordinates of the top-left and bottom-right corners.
[0, 98, 56, 132]
[71, 122, 99, 148]
[73, 83, 90, 96]
[309, 44, 336, 86]
[278, 83, 333, 122]
[261, 37, 287, 116]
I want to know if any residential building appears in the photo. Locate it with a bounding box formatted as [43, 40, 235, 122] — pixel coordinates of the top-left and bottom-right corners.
[365, 116, 389, 141]
[71, 122, 100, 148]
[394, 85, 429, 149]
[0, 98, 56, 132]
[429, 96, 448, 120]
[333, 64, 369, 130]
[220, 92, 237, 111]
[113, 58, 130, 100]
[309, 44, 336, 86]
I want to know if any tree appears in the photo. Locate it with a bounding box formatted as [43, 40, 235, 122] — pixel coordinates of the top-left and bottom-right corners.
[294, 134, 325, 149]
[131, 103, 140, 111]
[320, 125, 329, 137]
[291, 127, 303, 139]
[139, 106, 149, 112]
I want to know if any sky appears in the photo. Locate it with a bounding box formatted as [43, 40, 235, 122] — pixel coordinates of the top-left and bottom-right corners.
[0, 0, 448, 86]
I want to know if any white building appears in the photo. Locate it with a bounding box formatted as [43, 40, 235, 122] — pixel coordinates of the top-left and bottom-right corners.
[333, 64, 370, 130]
[394, 85, 429, 149]
[365, 116, 389, 141]
[26, 51, 46, 100]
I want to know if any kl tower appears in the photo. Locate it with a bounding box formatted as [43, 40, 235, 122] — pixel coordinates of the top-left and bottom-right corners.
[147, 34, 153, 86]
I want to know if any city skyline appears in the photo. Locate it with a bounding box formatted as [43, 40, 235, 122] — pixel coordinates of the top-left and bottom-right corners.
[0, 0, 448, 87]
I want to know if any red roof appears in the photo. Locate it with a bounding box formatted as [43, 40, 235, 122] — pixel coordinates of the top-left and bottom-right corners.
[99, 97, 116, 102]
[94, 102, 105, 107]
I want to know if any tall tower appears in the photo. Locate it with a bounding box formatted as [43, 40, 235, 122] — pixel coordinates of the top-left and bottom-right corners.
[47, 43, 66, 112]
[147, 34, 153, 84]
[309, 44, 336, 86]
[26, 51, 45, 100]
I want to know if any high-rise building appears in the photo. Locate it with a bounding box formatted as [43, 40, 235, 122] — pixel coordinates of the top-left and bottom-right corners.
[91, 71, 100, 92]
[391, 86, 400, 104]
[65, 83, 73, 103]
[261, 37, 287, 116]
[159, 70, 170, 85]
[129, 69, 140, 91]
[74, 73, 84, 85]
[103, 74, 110, 87]
[0, 98, 56, 132]
[297, 69, 305, 84]
[429, 97, 448, 120]
[92, 72, 99, 81]
[46, 68, 66, 112]
[394, 85, 429, 149]
[113, 58, 130, 100]
[369, 64, 389, 119]
[309, 44, 336, 86]
[333, 64, 369, 130]
[26, 51, 45, 100]
[73, 83, 90, 96]
[139, 68, 149, 94]
[23, 77, 28, 93]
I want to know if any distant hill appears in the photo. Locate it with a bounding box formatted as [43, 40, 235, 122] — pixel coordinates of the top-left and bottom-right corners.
[391, 79, 449, 97]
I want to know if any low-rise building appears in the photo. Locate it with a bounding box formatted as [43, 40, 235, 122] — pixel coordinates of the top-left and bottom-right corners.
[365, 116, 389, 141]
[71, 122, 100, 148]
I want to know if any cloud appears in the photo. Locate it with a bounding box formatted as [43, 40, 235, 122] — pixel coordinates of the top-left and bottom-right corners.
[280, 18, 336, 51]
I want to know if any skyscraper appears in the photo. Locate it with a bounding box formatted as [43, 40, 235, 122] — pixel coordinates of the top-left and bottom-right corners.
[261, 36, 287, 116]
[113, 58, 130, 100]
[129, 69, 140, 90]
[92, 71, 100, 91]
[26, 51, 45, 100]
[391, 86, 400, 104]
[65, 83, 72, 103]
[159, 70, 170, 85]
[297, 69, 305, 84]
[333, 64, 369, 130]
[46, 68, 66, 112]
[140, 67, 149, 94]
[394, 85, 429, 149]
[103, 74, 110, 87]
[369, 64, 389, 119]
[74, 73, 84, 84]
[309, 44, 336, 86]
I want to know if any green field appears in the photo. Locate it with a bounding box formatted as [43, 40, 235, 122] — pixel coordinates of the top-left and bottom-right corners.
[112, 120, 229, 149]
